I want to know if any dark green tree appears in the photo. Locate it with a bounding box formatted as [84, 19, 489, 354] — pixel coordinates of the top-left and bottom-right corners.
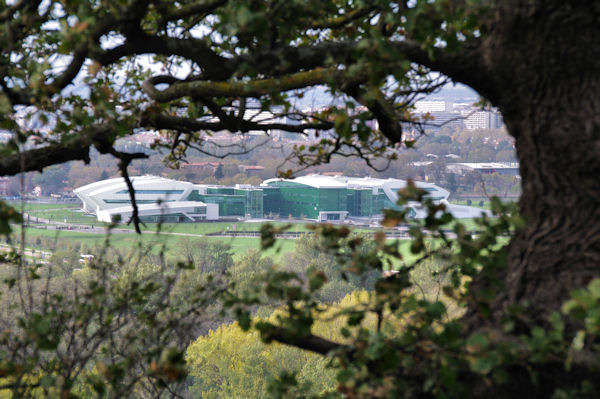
[32, 165, 69, 194]
[213, 163, 224, 180]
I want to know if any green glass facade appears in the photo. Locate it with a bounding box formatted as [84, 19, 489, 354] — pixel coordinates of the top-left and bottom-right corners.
[262, 181, 348, 219]
[238, 189, 263, 218]
[186, 187, 263, 218]
[122, 182, 414, 220]
[346, 188, 373, 217]
[262, 182, 407, 219]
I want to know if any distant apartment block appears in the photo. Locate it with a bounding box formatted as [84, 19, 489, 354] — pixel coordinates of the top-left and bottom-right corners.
[462, 110, 504, 130]
[414, 100, 503, 131]
[414, 101, 454, 113]
[424, 112, 464, 131]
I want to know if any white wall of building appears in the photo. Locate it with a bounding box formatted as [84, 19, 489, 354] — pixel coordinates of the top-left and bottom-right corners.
[414, 100, 453, 113]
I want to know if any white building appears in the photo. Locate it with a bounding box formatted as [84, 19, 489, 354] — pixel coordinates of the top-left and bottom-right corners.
[462, 109, 504, 130]
[328, 175, 450, 202]
[74, 176, 218, 223]
[74, 176, 197, 213]
[261, 174, 488, 220]
[423, 111, 464, 131]
[446, 162, 520, 176]
[325, 175, 487, 219]
[96, 201, 218, 223]
[414, 101, 453, 113]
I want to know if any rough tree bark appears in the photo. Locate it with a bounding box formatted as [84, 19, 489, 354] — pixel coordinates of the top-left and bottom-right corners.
[462, 1, 600, 326]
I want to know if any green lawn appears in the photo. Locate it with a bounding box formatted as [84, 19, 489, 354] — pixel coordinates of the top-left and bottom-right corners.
[118, 220, 315, 234]
[8, 202, 79, 211]
[8, 201, 490, 266]
[26, 209, 99, 225]
[22, 206, 322, 232]
[10, 225, 295, 262]
[8, 220, 508, 272]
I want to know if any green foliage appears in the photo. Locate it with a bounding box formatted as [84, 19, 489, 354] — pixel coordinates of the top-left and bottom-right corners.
[0, 238, 227, 398]
[0, 201, 22, 237]
[188, 291, 381, 398]
[222, 186, 600, 397]
[176, 238, 234, 273]
[228, 249, 275, 295]
[186, 321, 333, 398]
[282, 232, 380, 303]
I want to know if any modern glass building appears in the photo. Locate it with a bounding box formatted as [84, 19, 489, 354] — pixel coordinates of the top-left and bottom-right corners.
[186, 185, 263, 218]
[75, 174, 475, 224]
[262, 179, 347, 219]
[261, 175, 450, 221]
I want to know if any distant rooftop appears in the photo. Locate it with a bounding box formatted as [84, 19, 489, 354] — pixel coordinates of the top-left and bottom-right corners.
[449, 162, 519, 169]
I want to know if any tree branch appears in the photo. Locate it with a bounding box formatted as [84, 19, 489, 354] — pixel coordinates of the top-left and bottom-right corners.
[261, 325, 344, 356]
[0, 0, 36, 22]
[115, 155, 147, 234]
[142, 67, 367, 102]
[0, 125, 116, 176]
[94, 32, 232, 80]
[342, 83, 406, 143]
[310, 4, 379, 30]
[158, 0, 226, 24]
[387, 40, 491, 102]
[142, 112, 333, 134]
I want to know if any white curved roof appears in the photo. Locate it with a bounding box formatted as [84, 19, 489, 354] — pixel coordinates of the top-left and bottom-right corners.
[75, 175, 191, 197]
[74, 175, 196, 213]
[261, 174, 449, 203]
[262, 175, 347, 189]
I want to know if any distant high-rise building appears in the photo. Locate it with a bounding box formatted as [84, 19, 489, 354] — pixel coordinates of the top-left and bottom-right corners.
[425, 112, 464, 131]
[414, 100, 454, 113]
[491, 111, 504, 129]
[462, 109, 504, 130]
[463, 110, 491, 130]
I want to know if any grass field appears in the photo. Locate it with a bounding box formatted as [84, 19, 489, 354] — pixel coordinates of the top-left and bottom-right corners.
[7, 202, 79, 211]
[11, 221, 481, 266]
[27, 209, 98, 224]
[119, 220, 317, 234]
[24, 208, 483, 235]
[8, 201, 491, 267]
[11, 225, 296, 262]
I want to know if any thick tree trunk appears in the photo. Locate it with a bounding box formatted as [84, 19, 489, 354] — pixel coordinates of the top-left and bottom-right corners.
[466, 1, 600, 326]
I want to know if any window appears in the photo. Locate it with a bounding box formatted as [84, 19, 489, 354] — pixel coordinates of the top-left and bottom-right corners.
[104, 199, 172, 204]
[116, 189, 184, 194]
